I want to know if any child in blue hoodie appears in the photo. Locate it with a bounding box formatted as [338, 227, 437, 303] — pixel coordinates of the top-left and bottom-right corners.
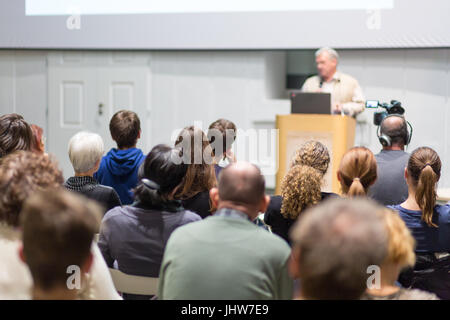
[94, 110, 145, 205]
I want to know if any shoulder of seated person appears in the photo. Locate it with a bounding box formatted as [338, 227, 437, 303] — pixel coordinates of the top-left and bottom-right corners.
[437, 204, 450, 216]
[322, 192, 339, 199]
[96, 184, 116, 193]
[181, 210, 202, 221]
[252, 223, 291, 250]
[402, 288, 440, 300]
[268, 195, 283, 208]
[91, 183, 107, 190]
[102, 206, 124, 220]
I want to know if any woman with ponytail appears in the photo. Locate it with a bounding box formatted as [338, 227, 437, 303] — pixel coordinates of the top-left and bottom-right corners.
[388, 147, 450, 299]
[264, 141, 338, 245]
[337, 147, 377, 197]
[98, 144, 201, 299]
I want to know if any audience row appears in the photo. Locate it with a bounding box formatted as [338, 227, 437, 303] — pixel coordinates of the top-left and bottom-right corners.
[0, 111, 448, 300]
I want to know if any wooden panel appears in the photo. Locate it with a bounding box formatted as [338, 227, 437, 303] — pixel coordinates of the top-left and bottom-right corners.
[284, 130, 333, 192]
[275, 114, 356, 195]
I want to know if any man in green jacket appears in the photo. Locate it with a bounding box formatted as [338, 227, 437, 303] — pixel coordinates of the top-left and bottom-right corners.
[158, 161, 293, 300]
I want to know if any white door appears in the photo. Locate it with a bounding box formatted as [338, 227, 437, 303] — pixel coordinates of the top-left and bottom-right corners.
[47, 52, 149, 179]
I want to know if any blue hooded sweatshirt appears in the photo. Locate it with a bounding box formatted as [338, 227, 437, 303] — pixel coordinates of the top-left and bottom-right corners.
[94, 148, 145, 205]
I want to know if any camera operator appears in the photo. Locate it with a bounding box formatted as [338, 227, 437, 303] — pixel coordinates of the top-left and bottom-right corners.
[368, 114, 411, 206]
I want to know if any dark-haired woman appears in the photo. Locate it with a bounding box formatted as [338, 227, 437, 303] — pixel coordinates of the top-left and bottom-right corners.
[0, 113, 33, 157]
[174, 126, 217, 218]
[98, 144, 201, 299]
[388, 147, 450, 299]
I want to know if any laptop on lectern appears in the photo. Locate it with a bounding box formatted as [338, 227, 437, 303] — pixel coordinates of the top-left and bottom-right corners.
[290, 91, 331, 114]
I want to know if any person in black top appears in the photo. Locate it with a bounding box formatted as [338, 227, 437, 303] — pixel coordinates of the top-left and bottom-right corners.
[64, 131, 121, 214]
[264, 141, 337, 244]
[174, 126, 217, 218]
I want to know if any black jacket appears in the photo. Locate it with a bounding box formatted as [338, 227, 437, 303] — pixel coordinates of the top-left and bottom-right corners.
[264, 192, 338, 245]
[181, 191, 212, 219]
[64, 176, 122, 214]
[399, 253, 450, 300]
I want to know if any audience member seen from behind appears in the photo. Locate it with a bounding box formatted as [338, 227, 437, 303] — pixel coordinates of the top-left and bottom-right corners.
[64, 131, 121, 214]
[264, 141, 337, 244]
[158, 162, 293, 300]
[388, 147, 450, 299]
[289, 197, 388, 300]
[0, 151, 121, 300]
[174, 126, 217, 219]
[0, 113, 33, 158]
[98, 144, 201, 300]
[19, 189, 101, 300]
[362, 208, 439, 300]
[338, 146, 377, 197]
[94, 110, 145, 205]
[30, 124, 45, 154]
[207, 118, 237, 178]
[369, 115, 411, 205]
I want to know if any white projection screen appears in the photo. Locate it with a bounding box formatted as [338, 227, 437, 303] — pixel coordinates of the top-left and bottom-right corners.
[0, 0, 449, 49]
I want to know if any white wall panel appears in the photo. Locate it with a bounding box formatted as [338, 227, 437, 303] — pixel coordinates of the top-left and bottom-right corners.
[1, 48, 450, 189]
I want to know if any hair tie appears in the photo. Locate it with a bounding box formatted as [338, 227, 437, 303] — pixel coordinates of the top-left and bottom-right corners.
[353, 177, 360, 182]
[141, 178, 160, 191]
[421, 163, 432, 171]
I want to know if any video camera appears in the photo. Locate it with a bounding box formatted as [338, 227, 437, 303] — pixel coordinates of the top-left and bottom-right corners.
[365, 100, 405, 126]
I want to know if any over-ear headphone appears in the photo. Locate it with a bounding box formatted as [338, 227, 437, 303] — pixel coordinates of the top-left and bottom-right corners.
[377, 114, 413, 147]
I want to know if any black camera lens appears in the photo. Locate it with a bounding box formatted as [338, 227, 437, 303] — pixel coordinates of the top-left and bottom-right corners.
[374, 111, 387, 126]
[388, 105, 405, 115]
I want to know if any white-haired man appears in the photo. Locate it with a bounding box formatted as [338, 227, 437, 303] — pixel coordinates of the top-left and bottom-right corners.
[64, 131, 122, 214]
[302, 47, 365, 117]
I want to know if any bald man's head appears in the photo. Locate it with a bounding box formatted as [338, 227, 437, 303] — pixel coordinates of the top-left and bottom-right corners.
[380, 115, 408, 147]
[218, 162, 266, 207]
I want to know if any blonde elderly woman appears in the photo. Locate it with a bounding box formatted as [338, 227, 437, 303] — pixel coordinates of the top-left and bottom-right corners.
[362, 208, 439, 300]
[64, 131, 121, 214]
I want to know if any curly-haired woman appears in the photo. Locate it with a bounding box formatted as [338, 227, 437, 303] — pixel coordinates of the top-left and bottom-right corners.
[0, 151, 121, 300]
[264, 141, 338, 245]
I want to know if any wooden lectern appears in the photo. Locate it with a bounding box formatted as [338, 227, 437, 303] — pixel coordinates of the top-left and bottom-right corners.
[275, 114, 356, 195]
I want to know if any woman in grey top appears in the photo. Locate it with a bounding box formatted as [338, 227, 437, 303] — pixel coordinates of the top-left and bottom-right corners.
[98, 144, 201, 299]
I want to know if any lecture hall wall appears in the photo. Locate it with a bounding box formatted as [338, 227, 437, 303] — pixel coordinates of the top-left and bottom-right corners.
[0, 49, 449, 189]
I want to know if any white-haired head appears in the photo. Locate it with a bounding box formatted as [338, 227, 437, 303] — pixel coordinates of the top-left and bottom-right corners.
[315, 47, 339, 62]
[68, 131, 104, 174]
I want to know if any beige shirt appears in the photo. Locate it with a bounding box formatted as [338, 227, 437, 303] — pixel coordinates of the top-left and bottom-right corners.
[301, 71, 365, 117]
[0, 223, 122, 300]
